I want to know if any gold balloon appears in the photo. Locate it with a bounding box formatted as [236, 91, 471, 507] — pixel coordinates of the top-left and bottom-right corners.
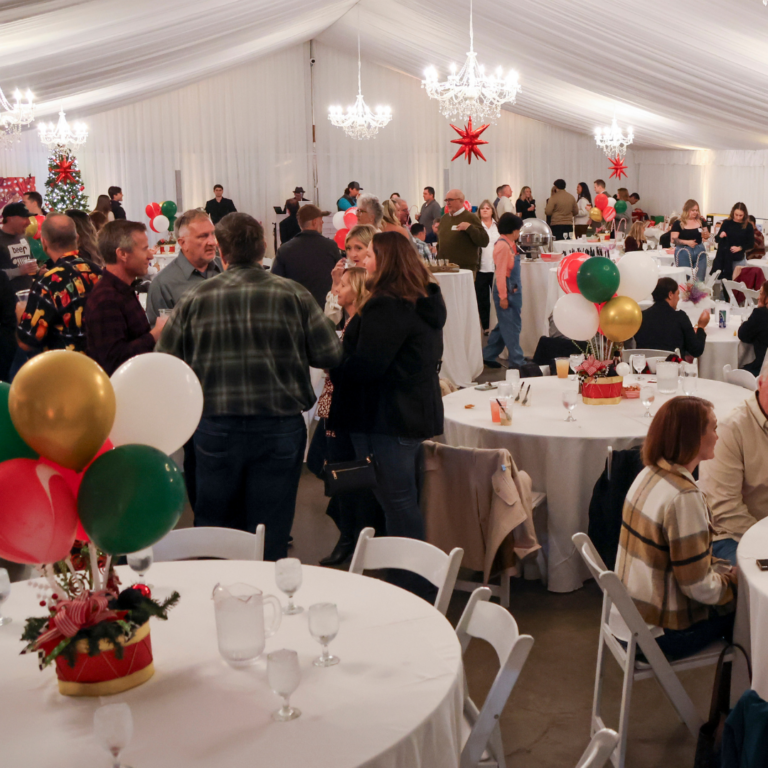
[589, 206, 603, 222]
[599, 297, 643, 343]
[25, 217, 38, 239]
[9, 351, 116, 471]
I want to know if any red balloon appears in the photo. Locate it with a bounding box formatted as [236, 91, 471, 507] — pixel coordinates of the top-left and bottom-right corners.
[463, 200, 472, 211]
[603, 207, 616, 222]
[557, 252, 589, 294]
[595, 194, 608, 212]
[334, 228, 349, 249]
[0, 459, 78, 564]
[145, 202, 161, 219]
[343, 208, 358, 229]
[33, 214, 44, 241]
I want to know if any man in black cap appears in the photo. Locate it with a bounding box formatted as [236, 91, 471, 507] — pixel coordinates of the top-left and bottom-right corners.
[284, 186, 308, 211]
[0, 202, 38, 292]
[272, 204, 338, 307]
[204, 184, 237, 225]
[337, 181, 362, 211]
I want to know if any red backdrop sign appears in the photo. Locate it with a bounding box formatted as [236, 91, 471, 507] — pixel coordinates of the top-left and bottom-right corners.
[0, 176, 36, 211]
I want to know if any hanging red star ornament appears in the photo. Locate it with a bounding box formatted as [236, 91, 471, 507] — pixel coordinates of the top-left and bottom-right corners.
[52, 156, 77, 184]
[608, 155, 628, 180]
[450, 117, 490, 164]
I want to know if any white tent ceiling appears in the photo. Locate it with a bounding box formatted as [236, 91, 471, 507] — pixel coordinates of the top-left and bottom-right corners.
[2, 0, 768, 150]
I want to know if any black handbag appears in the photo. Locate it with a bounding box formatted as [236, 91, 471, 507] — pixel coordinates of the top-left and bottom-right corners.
[693, 643, 751, 768]
[323, 455, 377, 497]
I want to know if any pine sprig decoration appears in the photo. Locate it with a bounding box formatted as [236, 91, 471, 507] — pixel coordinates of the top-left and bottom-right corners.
[44, 147, 89, 213]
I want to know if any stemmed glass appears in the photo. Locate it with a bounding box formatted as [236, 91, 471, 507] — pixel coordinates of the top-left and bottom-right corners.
[126, 547, 153, 588]
[0, 568, 11, 626]
[308, 603, 340, 667]
[641, 386, 655, 418]
[569, 353, 584, 381]
[631, 354, 646, 377]
[94, 703, 133, 768]
[267, 649, 302, 721]
[562, 390, 578, 422]
[275, 558, 303, 615]
[642, 242, 649, 251]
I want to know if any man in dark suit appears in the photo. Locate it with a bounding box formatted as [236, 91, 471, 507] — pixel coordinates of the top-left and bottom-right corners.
[204, 184, 237, 225]
[633, 277, 708, 358]
[284, 186, 308, 211]
[279, 200, 301, 245]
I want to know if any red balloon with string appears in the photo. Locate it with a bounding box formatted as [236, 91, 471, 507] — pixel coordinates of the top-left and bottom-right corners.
[343, 208, 358, 229]
[334, 228, 349, 249]
[145, 202, 161, 219]
[557, 252, 589, 294]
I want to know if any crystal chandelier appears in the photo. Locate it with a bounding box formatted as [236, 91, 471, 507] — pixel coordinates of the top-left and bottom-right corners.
[328, 14, 391, 140]
[38, 109, 88, 150]
[0, 87, 35, 146]
[595, 117, 634, 160]
[422, 0, 520, 124]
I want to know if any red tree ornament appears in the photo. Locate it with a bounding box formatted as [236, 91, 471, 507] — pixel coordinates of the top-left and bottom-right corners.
[52, 157, 77, 184]
[608, 156, 628, 180]
[450, 118, 489, 164]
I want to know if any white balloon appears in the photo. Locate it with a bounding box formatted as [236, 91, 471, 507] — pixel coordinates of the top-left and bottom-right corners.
[110, 353, 204, 455]
[553, 293, 600, 340]
[332, 211, 346, 230]
[606, 197, 616, 208]
[615, 362, 632, 377]
[616, 252, 660, 302]
[153, 214, 170, 232]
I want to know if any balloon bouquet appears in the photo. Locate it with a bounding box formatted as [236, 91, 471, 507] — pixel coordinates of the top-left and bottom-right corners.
[331, 207, 360, 250]
[553, 250, 660, 403]
[588, 194, 627, 240]
[145, 200, 178, 236]
[2, 350, 203, 693]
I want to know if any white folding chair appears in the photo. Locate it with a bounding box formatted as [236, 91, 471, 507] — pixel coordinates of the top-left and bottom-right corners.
[722, 279, 759, 309]
[349, 527, 463, 615]
[575, 729, 620, 768]
[620, 348, 670, 363]
[723, 364, 758, 391]
[456, 587, 534, 768]
[572, 532, 731, 768]
[704, 269, 721, 290]
[153, 525, 265, 562]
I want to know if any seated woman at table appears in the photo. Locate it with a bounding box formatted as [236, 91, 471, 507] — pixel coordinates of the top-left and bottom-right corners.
[712, 202, 754, 281]
[328, 232, 446, 599]
[658, 216, 678, 249]
[482, 213, 525, 370]
[326, 224, 377, 325]
[747, 215, 765, 260]
[670, 199, 709, 282]
[616, 396, 738, 660]
[738, 280, 768, 376]
[623, 221, 647, 253]
[632, 277, 708, 358]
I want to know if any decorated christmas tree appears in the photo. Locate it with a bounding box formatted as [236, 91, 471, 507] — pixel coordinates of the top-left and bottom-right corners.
[44, 147, 88, 212]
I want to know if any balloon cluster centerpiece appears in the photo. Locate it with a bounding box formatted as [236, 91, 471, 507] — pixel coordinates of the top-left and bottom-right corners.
[1, 350, 203, 696]
[587, 193, 629, 241]
[331, 207, 360, 250]
[146, 200, 178, 237]
[553, 250, 660, 404]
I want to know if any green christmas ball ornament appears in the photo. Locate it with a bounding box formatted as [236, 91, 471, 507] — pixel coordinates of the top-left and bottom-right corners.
[576, 257, 621, 304]
[0, 383, 38, 463]
[614, 200, 628, 214]
[160, 200, 178, 218]
[78, 444, 187, 555]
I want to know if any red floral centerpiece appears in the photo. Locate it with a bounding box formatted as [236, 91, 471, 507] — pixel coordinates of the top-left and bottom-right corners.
[575, 354, 624, 405]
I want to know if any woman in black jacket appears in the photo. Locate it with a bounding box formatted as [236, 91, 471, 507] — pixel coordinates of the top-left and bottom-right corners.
[329, 232, 446, 597]
[739, 281, 768, 376]
[712, 202, 754, 281]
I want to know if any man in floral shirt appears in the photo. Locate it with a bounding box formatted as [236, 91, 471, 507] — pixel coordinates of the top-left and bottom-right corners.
[17, 214, 100, 353]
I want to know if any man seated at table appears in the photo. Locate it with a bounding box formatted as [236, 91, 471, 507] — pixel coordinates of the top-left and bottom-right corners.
[632, 277, 708, 358]
[437, 189, 489, 274]
[700, 356, 768, 566]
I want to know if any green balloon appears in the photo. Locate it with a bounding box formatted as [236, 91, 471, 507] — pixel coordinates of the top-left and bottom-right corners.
[0, 383, 38, 463]
[576, 257, 621, 304]
[78, 445, 187, 555]
[160, 200, 178, 218]
[166, 215, 176, 231]
[614, 200, 627, 214]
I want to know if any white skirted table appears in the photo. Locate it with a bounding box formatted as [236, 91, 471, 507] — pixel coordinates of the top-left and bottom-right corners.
[434, 269, 483, 387]
[0, 561, 463, 768]
[699, 317, 755, 382]
[441, 377, 751, 593]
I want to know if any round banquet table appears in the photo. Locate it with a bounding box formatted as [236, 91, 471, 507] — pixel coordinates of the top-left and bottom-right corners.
[441, 376, 752, 593]
[699, 316, 755, 382]
[520, 259, 562, 358]
[434, 269, 483, 387]
[0, 561, 463, 768]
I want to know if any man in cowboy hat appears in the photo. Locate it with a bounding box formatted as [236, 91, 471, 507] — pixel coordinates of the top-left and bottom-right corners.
[284, 186, 308, 211]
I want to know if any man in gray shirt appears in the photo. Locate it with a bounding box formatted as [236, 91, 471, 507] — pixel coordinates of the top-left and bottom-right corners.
[416, 187, 442, 235]
[146, 208, 222, 324]
[0, 202, 38, 293]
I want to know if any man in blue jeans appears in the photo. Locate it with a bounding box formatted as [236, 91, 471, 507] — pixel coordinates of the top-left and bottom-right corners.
[158, 212, 342, 560]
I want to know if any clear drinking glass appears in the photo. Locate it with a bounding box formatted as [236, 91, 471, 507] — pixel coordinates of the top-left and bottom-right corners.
[94, 703, 133, 768]
[275, 558, 303, 615]
[682, 363, 698, 395]
[656, 361, 680, 394]
[640, 386, 655, 418]
[562, 390, 578, 422]
[569, 353, 584, 381]
[267, 649, 302, 721]
[505, 368, 520, 386]
[308, 603, 340, 667]
[126, 547, 153, 587]
[631, 354, 646, 376]
[0, 568, 11, 626]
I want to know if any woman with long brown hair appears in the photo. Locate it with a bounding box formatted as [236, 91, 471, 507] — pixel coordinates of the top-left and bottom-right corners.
[93, 194, 114, 222]
[328, 231, 446, 598]
[476, 199, 499, 333]
[712, 202, 754, 281]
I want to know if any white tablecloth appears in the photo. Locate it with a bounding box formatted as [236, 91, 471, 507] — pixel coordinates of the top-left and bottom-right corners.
[0, 561, 463, 768]
[434, 270, 483, 387]
[441, 377, 751, 593]
[551, 240, 614, 257]
[520, 260, 561, 358]
[699, 317, 755, 382]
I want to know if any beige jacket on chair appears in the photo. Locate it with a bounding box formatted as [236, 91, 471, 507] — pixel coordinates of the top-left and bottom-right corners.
[420, 441, 540, 583]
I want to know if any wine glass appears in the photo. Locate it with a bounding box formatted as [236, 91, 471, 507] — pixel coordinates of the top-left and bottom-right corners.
[94, 703, 133, 768]
[642, 242, 649, 251]
[267, 649, 301, 721]
[275, 558, 303, 615]
[631, 354, 646, 377]
[562, 390, 578, 422]
[308, 603, 340, 667]
[569, 353, 584, 381]
[641, 386, 655, 419]
[0, 568, 11, 626]
[126, 547, 153, 588]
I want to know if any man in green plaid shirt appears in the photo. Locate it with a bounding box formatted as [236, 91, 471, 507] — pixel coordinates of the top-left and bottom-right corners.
[158, 212, 342, 560]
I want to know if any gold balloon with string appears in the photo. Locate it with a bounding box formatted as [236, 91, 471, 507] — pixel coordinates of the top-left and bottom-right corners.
[599, 296, 643, 343]
[25, 217, 38, 239]
[589, 206, 603, 222]
[9, 351, 116, 471]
